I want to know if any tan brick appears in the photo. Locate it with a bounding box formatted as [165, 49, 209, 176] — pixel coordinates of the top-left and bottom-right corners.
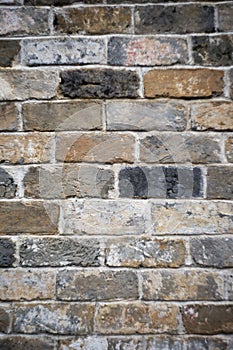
[0, 102, 18, 131]
[191, 101, 233, 131]
[96, 302, 179, 334]
[0, 269, 56, 300]
[55, 133, 135, 164]
[144, 69, 224, 98]
[226, 136, 233, 162]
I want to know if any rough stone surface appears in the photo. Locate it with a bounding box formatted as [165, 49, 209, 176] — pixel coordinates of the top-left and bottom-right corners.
[0, 167, 17, 198]
[0, 40, 20, 67]
[190, 238, 233, 268]
[118, 166, 203, 198]
[191, 101, 233, 131]
[106, 101, 187, 131]
[19, 237, 101, 267]
[225, 137, 233, 162]
[13, 303, 95, 335]
[105, 237, 186, 267]
[61, 199, 148, 235]
[142, 269, 224, 301]
[182, 305, 233, 334]
[108, 37, 188, 66]
[186, 337, 228, 350]
[144, 69, 224, 98]
[0, 70, 58, 101]
[54, 7, 132, 34]
[218, 4, 233, 32]
[22, 101, 103, 131]
[139, 133, 222, 164]
[0, 306, 11, 333]
[135, 5, 214, 34]
[23, 38, 106, 66]
[0, 201, 59, 233]
[207, 166, 233, 199]
[0, 238, 15, 267]
[0, 336, 56, 350]
[57, 269, 138, 301]
[60, 69, 139, 98]
[151, 201, 233, 234]
[0, 102, 18, 131]
[55, 133, 135, 164]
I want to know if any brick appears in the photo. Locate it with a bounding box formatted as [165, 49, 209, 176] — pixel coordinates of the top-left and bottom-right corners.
[0, 336, 56, 350]
[13, 303, 94, 335]
[190, 237, 233, 268]
[225, 137, 233, 162]
[118, 166, 203, 198]
[186, 337, 228, 350]
[96, 302, 179, 334]
[0, 238, 15, 267]
[23, 38, 106, 66]
[62, 199, 148, 235]
[192, 35, 233, 66]
[140, 133, 222, 164]
[108, 36, 188, 66]
[60, 69, 139, 98]
[0, 167, 17, 198]
[229, 69, 233, 100]
[108, 336, 184, 350]
[19, 237, 101, 267]
[0, 306, 11, 333]
[226, 273, 233, 300]
[0, 269, 56, 301]
[105, 237, 186, 267]
[0, 0, 21, 3]
[58, 337, 109, 350]
[0, 102, 18, 131]
[22, 101, 102, 132]
[0, 8, 49, 36]
[0, 201, 59, 233]
[144, 69, 224, 98]
[106, 101, 187, 131]
[207, 166, 233, 199]
[142, 269, 224, 301]
[0, 40, 20, 67]
[57, 269, 138, 301]
[54, 7, 131, 35]
[218, 4, 233, 32]
[135, 5, 214, 34]
[0, 133, 52, 164]
[182, 304, 233, 334]
[55, 133, 135, 164]
[24, 165, 114, 199]
[191, 101, 233, 131]
[0, 70, 58, 101]
[151, 201, 233, 234]
[24, 0, 102, 4]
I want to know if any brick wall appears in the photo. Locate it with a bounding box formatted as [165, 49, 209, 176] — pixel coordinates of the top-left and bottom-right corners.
[0, 0, 233, 349]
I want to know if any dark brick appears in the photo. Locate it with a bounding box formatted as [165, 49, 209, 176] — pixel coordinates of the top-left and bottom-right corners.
[0, 336, 55, 350]
[0, 40, 20, 67]
[186, 337, 228, 350]
[0, 102, 18, 131]
[218, 4, 233, 32]
[60, 69, 139, 98]
[25, 0, 103, 4]
[0, 168, 17, 198]
[0, 307, 11, 333]
[0, 238, 15, 267]
[207, 166, 233, 199]
[191, 238, 233, 268]
[19, 237, 101, 267]
[135, 5, 214, 34]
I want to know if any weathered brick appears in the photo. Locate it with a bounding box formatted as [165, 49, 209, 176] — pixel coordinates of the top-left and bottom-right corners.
[182, 304, 233, 334]
[0, 8, 49, 36]
[0, 0, 21, 3]
[105, 237, 186, 267]
[144, 69, 224, 98]
[57, 269, 138, 301]
[142, 269, 224, 301]
[24, 165, 114, 199]
[54, 7, 131, 34]
[0, 102, 18, 131]
[218, 4, 233, 32]
[0, 133, 52, 164]
[60, 69, 139, 98]
[190, 237, 233, 268]
[108, 37, 188, 66]
[207, 166, 233, 199]
[191, 101, 233, 131]
[55, 133, 135, 164]
[108, 336, 183, 350]
[226, 273, 233, 300]
[135, 5, 214, 34]
[151, 201, 233, 234]
[0, 336, 56, 350]
[230, 69, 233, 100]
[192, 35, 233, 66]
[0, 70, 58, 101]
[0, 40, 20, 67]
[0, 167, 17, 198]
[0, 238, 15, 267]
[13, 303, 94, 335]
[106, 101, 187, 131]
[23, 38, 106, 66]
[0, 306, 11, 333]
[186, 337, 228, 350]
[0, 269, 56, 300]
[0, 201, 59, 233]
[225, 136, 233, 162]
[118, 166, 203, 198]
[62, 199, 148, 235]
[140, 133, 221, 164]
[23, 101, 102, 132]
[25, 0, 101, 4]
[96, 302, 179, 334]
[19, 237, 101, 267]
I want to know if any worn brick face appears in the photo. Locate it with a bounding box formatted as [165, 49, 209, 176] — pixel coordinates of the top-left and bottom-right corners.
[225, 137, 233, 162]
[0, 238, 15, 267]
[0, 102, 18, 131]
[0, 40, 20, 67]
[0, 336, 56, 350]
[218, 4, 233, 32]
[207, 166, 233, 199]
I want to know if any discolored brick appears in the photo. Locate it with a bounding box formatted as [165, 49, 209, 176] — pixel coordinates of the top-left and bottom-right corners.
[0, 238, 15, 267]
[207, 166, 233, 199]
[0, 336, 56, 350]
[225, 136, 233, 162]
[186, 337, 228, 350]
[218, 4, 233, 32]
[0, 102, 18, 131]
[0, 306, 11, 333]
[0, 40, 20, 67]
[0, 167, 17, 198]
